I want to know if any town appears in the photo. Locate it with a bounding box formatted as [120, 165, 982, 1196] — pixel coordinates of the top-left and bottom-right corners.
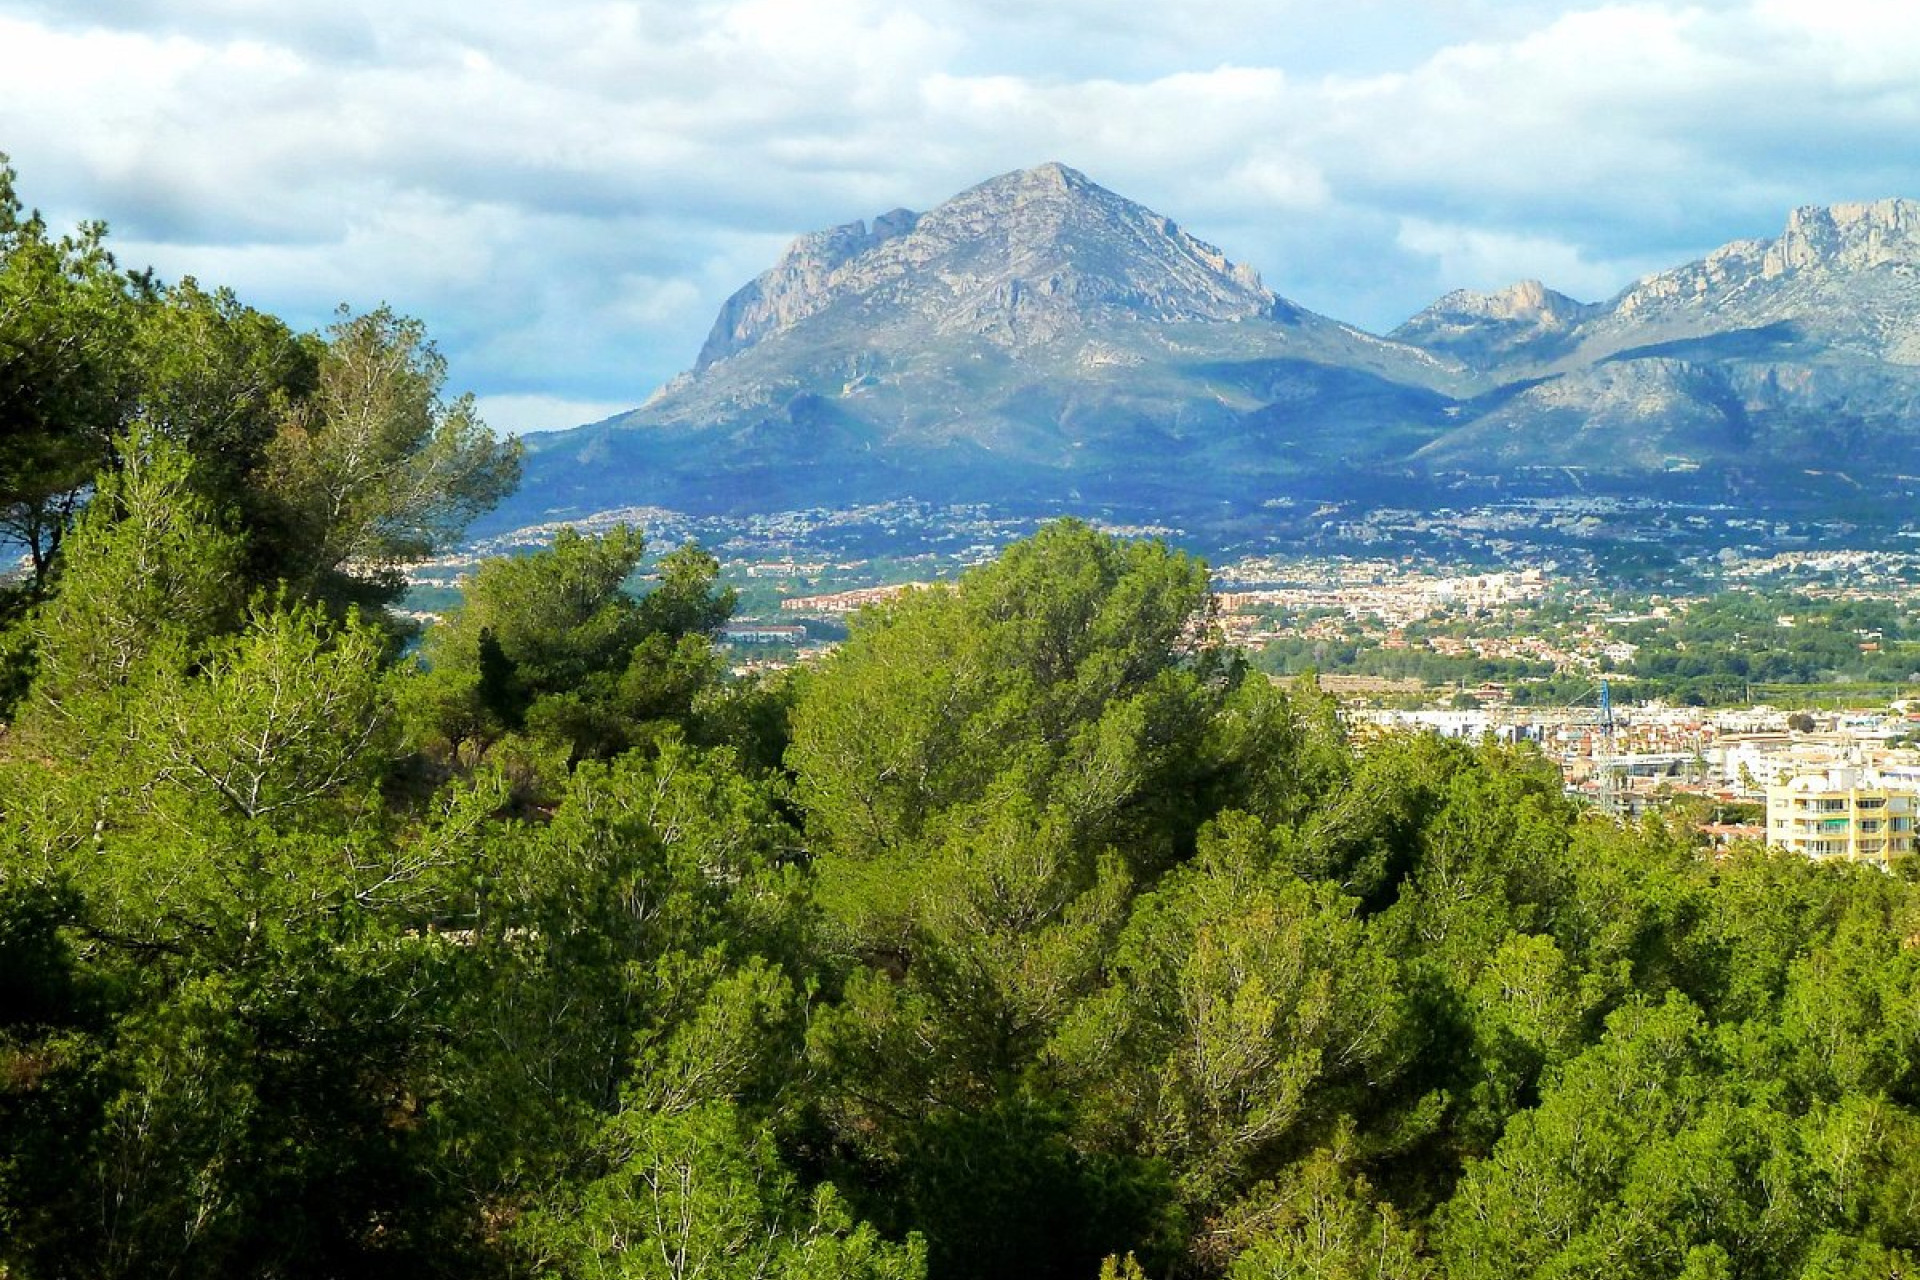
[722, 539, 1920, 871]
[390, 505, 1920, 871]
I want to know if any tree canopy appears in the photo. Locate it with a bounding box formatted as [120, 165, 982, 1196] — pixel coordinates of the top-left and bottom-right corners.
[0, 166, 520, 708]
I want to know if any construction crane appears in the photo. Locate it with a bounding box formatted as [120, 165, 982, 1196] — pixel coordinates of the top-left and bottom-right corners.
[1597, 678, 1619, 817]
[1562, 677, 1622, 816]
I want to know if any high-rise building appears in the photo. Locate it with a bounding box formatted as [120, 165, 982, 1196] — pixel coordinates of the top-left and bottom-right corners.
[1765, 765, 1916, 867]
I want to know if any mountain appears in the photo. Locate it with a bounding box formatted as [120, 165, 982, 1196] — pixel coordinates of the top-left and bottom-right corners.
[1403, 200, 1920, 477]
[1390, 279, 1597, 371]
[503, 174, 1920, 536]
[690, 163, 1277, 369]
[1580, 199, 1920, 363]
[512, 164, 1469, 524]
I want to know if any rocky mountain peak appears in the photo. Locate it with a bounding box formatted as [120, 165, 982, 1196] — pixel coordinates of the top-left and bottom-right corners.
[692, 163, 1284, 370]
[1490, 279, 1585, 324]
[695, 208, 923, 370]
[1414, 279, 1589, 328]
[1609, 198, 1920, 328]
[1767, 198, 1920, 276]
[1388, 278, 1593, 368]
[1009, 160, 1089, 193]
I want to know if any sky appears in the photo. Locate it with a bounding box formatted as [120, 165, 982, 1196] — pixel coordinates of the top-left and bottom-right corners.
[3, 0, 1919, 436]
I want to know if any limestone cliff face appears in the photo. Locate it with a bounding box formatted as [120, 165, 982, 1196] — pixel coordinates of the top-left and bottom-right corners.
[1390, 279, 1597, 369]
[693, 162, 1283, 371]
[1594, 198, 1920, 362]
[1767, 200, 1920, 276]
[696, 208, 920, 370]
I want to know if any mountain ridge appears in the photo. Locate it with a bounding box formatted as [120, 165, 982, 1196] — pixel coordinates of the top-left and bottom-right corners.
[506, 169, 1920, 535]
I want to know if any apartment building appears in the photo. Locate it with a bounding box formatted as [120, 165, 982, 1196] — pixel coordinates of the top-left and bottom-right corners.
[1765, 765, 1917, 867]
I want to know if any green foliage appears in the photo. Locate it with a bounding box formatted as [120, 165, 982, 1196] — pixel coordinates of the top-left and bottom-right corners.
[789, 522, 1299, 1277]
[26, 428, 244, 705]
[1053, 814, 1417, 1218]
[1206, 673, 1352, 832]
[1222, 1148, 1433, 1280]
[421, 736, 814, 1225]
[409, 524, 649, 749]
[1255, 634, 1556, 689]
[22, 600, 398, 947]
[261, 304, 522, 609]
[0, 876, 98, 1254]
[789, 520, 1221, 873]
[2, 157, 517, 662]
[0, 594, 455, 1276]
[0, 154, 146, 589]
[1625, 589, 1920, 687]
[131, 276, 322, 591]
[519, 1101, 925, 1280]
[404, 526, 735, 766]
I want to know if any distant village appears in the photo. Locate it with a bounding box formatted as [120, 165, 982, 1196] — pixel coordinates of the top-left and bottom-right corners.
[1354, 699, 1920, 862]
[738, 549, 1920, 872]
[388, 514, 1920, 872]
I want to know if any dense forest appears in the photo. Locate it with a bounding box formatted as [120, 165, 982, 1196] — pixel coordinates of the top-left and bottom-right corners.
[6, 161, 1920, 1280]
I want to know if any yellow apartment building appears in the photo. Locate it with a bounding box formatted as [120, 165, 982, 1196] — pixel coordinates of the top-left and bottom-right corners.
[1765, 765, 1916, 867]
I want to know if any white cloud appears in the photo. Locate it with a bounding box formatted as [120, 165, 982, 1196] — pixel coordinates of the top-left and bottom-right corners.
[1395, 217, 1669, 304]
[5, 0, 1920, 400]
[473, 393, 635, 436]
[1215, 154, 1333, 214]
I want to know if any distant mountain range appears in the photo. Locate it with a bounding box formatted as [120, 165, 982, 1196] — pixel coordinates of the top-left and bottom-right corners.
[501, 164, 1920, 535]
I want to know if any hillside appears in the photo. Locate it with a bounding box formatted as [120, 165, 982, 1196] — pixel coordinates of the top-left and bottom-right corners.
[502, 173, 1920, 533]
[1408, 199, 1920, 475]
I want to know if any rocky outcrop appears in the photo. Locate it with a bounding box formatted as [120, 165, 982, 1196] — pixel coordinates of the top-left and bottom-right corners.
[695, 208, 920, 369]
[1409, 279, 1590, 328]
[695, 163, 1285, 369]
[1768, 199, 1920, 276]
[1573, 198, 1920, 362]
[1391, 279, 1597, 369]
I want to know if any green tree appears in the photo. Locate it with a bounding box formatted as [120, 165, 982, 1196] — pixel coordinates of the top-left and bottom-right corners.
[404, 526, 734, 766]
[1774, 879, 1920, 1102]
[25, 428, 243, 708]
[1221, 1147, 1433, 1280]
[800, 802, 1164, 1280]
[0, 156, 146, 591]
[789, 521, 1229, 940]
[0, 875, 100, 1262]
[421, 737, 813, 1228]
[1051, 814, 1417, 1227]
[263, 305, 520, 610]
[131, 276, 320, 546]
[519, 1101, 925, 1280]
[790, 525, 1431, 1278]
[0, 591, 470, 1277]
